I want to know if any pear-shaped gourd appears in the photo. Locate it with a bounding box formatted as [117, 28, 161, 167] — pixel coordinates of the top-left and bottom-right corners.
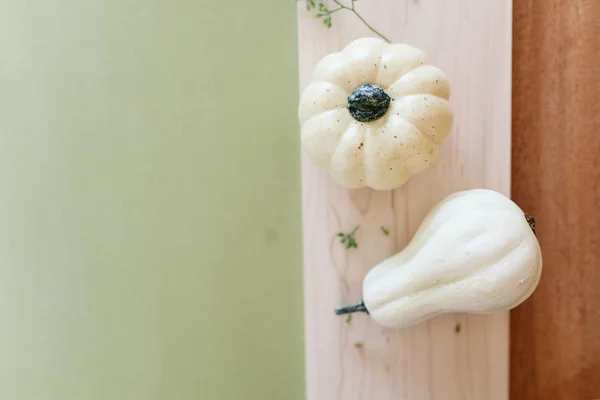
[298, 37, 453, 191]
[335, 189, 543, 329]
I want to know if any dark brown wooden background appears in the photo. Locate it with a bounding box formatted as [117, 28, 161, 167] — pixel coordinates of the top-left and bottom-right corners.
[511, 0, 600, 399]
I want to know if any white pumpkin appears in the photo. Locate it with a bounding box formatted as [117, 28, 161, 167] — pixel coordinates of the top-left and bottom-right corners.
[298, 37, 454, 191]
[335, 189, 543, 329]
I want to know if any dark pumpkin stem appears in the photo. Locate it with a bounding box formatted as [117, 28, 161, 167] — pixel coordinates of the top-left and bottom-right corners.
[335, 300, 369, 315]
[347, 83, 391, 123]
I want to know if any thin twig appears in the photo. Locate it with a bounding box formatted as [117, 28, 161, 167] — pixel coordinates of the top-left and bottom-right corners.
[326, 6, 344, 14]
[331, 0, 390, 43]
[349, 7, 391, 43]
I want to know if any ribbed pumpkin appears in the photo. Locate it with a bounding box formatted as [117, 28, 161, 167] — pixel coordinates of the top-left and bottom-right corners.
[298, 37, 453, 191]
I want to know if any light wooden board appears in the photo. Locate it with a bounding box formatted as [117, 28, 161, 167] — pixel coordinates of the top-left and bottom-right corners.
[297, 1, 512, 399]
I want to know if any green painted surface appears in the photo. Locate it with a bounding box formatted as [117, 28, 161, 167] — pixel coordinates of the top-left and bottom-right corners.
[0, 1, 304, 399]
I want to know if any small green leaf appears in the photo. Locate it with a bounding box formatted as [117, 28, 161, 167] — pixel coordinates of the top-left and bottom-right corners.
[354, 342, 363, 348]
[455, 323, 461, 333]
[345, 314, 352, 324]
[381, 226, 389, 236]
[337, 226, 359, 249]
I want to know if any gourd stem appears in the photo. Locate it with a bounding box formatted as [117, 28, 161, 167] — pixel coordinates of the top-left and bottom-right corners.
[525, 214, 536, 235]
[334, 300, 369, 315]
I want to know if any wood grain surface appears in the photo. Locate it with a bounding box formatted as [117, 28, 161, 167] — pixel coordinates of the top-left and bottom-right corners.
[510, 1, 600, 399]
[297, 1, 512, 399]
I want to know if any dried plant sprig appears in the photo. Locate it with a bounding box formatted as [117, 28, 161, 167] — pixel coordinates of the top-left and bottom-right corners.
[337, 226, 359, 249]
[301, 0, 391, 43]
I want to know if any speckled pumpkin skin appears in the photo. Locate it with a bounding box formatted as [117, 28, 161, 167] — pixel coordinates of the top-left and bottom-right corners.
[298, 37, 454, 191]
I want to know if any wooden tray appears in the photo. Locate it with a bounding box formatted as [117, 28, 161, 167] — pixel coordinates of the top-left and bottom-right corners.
[297, 1, 512, 399]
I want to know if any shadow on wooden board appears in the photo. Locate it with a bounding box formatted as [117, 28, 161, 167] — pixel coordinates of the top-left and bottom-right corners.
[511, 0, 600, 399]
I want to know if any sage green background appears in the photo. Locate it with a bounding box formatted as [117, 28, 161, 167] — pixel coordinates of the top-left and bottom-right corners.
[0, 1, 304, 399]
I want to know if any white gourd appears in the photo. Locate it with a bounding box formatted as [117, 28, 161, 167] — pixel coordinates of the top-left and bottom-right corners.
[335, 189, 543, 329]
[298, 37, 454, 191]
